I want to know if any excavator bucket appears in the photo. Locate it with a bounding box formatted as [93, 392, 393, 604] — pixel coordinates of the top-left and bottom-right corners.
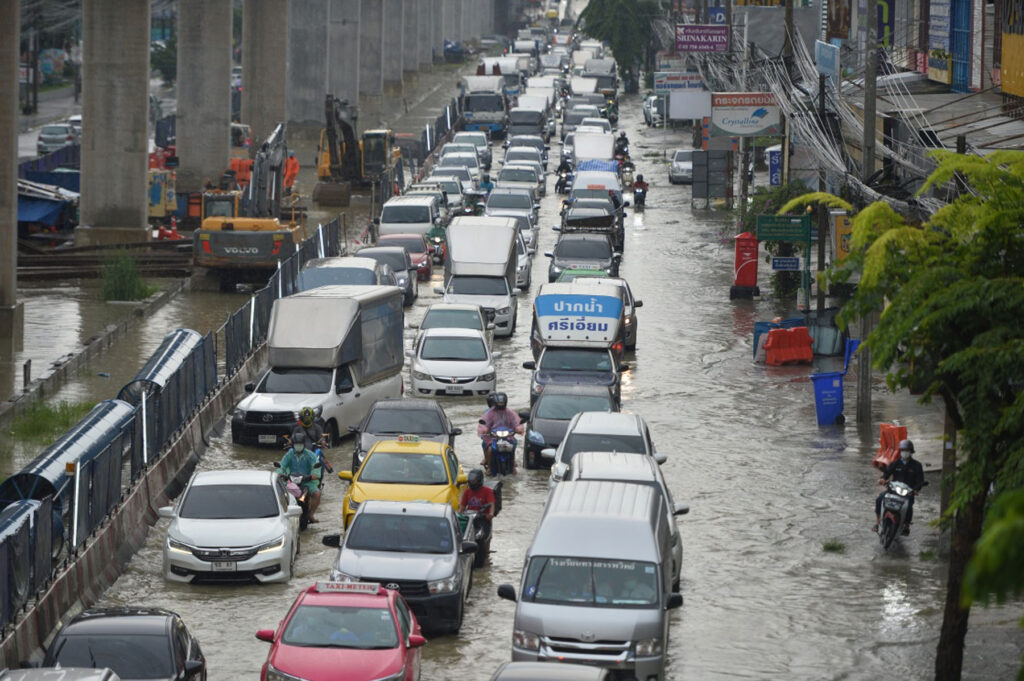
[313, 180, 352, 207]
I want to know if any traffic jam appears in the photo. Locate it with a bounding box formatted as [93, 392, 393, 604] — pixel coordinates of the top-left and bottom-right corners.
[32, 17, 687, 681]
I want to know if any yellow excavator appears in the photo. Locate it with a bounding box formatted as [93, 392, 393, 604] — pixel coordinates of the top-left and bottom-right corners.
[314, 95, 400, 206]
[193, 123, 311, 290]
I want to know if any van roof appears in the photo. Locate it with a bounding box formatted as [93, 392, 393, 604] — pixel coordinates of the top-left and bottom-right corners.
[533, 480, 660, 558]
[302, 256, 378, 271]
[568, 411, 643, 436]
[568, 451, 658, 482]
[383, 195, 435, 206]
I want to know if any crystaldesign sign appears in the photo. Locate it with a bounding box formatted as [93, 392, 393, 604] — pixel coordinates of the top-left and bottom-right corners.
[710, 92, 781, 136]
[675, 24, 730, 52]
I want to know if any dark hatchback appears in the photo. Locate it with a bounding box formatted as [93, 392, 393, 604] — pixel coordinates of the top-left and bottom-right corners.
[41, 608, 206, 681]
[347, 398, 462, 472]
[519, 384, 618, 469]
[545, 233, 620, 282]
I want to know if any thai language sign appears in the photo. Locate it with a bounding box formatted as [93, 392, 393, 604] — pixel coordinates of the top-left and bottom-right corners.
[675, 24, 730, 52]
[535, 294, 623, 344]
[710, 92, 781, 137]
[653, 72, 705, 92]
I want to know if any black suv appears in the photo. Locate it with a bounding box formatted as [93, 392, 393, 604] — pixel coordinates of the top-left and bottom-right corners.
[348, 398, 462, 472]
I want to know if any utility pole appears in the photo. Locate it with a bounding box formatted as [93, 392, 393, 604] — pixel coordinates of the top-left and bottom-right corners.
[816, 72, 827, 314]
[857, 0, 879, 424]
[783, 0, 794, 61]
[737, 24, 750, 213]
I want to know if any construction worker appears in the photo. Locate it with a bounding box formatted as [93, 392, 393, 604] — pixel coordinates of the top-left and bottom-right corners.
[284, 150, 300, 193]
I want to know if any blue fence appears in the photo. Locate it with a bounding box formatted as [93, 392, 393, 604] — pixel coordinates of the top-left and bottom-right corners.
[0, 216, 344, 634]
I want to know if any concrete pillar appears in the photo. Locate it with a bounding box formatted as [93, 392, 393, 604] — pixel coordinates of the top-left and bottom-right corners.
[403, 0, 419, 76]
[431, 0, 444, 64]
[417, 0, 433, 68]
[359, 0, 384, 97]
[176, 0, 232, 195]
[287, 0, 329, 135]
[383, 0, 404, 86]
[0, 0, 23, 347]
[242, 0, 288, 147]
[459, 0, 469, 43]
[328, 0, 360, 108]
[78, 0, 150, 241]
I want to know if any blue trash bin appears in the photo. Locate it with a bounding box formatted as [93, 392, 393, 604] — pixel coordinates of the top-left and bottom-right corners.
[811, 371, 845, 425]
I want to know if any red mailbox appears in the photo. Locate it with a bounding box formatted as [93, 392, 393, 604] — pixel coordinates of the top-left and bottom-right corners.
[730, 232, 760, 299]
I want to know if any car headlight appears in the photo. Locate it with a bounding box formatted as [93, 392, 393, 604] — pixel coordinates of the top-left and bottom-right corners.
[527, 430, 545, 446]
[551, 265, 563, 273]
[348, 498, 360, 512]
[167, 537, 193, 554]
[480, 372, 496, 382]
[232, 408, 246, 418]
[635, 637, 662, 656]
[428, 574, 460, 594]
[369, 668, 406, 681]
[513, 629, 541, 651]
[257, 536, 285, 554]
[266, 664, 310, 681]
[496, 306, 511, 315]
[330, 568, 358, 581]
[412, 370, 430, 381]
[624, 316, 632, 326]
[397, 276, 408, 285]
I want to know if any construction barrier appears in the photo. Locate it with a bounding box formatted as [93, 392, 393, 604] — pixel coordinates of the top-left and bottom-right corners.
[763, 326, 814, 366]
[753, 317, 805, 361]
[873, 423, 908, 470]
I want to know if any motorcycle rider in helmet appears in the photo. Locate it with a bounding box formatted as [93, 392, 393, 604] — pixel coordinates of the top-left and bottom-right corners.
[278, 431, 322, 523]
[480, 173, 494, 195]
[477, 392, 524, 475]
[874, 439, 925, 534]
[460, 468, 495, 521]
[632, 173, 648, 192]
[290, 406, 332, 473]
[614, 131, 630, 156]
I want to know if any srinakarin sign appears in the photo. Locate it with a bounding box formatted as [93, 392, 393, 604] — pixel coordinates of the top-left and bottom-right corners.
[710, 92, 781, 137]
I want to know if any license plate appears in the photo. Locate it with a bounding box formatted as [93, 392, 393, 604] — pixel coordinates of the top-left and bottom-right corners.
[884, 500, 903, 510]
[258, 434, 278, 444]
[445, 385, 464, 395]
[211, 561, 236, 572]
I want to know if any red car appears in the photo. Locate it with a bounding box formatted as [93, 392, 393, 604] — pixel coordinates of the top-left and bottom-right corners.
[378, 234, 433, 281]
[257, 581, 426, 681]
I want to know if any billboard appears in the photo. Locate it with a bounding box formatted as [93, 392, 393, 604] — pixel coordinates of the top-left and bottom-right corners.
[827, 0, 851, 40]
[675, 24, 730, 52]
[710, 92, 781, 137]
[653, 72, 705, 92]
[928, 0, 952, 84]
[1004, 0, 1024, 97]
[669, 90, 713, 119]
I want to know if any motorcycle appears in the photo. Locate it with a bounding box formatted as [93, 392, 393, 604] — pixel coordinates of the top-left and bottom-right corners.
[620, 162, 635, 187]
[484, 423, 517, 476]
[877, 480, 926, 549]
[555, 170, 573, 194]
[633, 185, 647, 211]
[274, 459, 323, 531]
[461, 480, 502, 568]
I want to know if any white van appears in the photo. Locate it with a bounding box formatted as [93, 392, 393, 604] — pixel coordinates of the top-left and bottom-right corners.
[377, 195, 443, 238]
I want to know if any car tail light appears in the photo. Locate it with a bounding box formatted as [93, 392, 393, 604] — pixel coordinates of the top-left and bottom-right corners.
[612, 341, 623, 355]
[66, 135, 73, 141]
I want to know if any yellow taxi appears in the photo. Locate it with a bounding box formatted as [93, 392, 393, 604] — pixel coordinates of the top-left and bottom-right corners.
[338, 436, 466, 528]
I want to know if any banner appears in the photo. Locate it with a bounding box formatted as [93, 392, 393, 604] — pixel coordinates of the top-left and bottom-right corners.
[710, 92, 781, 137]
[769, 149, 782, 186]
[833, 213, 853, 262]
[675, 24, 730, 52]
[815, 40, 841, 80]
[654, 72, 705, 92]
[669, 90, 713, 119]
[827, 0, 851, 40]
[928, 0, 952, 84]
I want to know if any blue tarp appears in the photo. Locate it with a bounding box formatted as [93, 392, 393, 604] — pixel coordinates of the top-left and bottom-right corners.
[576, 159, 620, 174]
[18, 197, 67, 225]
[23, 169, 81, 192]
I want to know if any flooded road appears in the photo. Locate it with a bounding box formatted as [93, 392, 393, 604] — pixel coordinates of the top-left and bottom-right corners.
[83, 96, 1024, 680]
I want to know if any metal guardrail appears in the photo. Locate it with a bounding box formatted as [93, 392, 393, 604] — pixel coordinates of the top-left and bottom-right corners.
[0, 216, 344, 635]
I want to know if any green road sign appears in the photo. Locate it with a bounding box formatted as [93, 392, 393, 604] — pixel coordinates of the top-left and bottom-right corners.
[756, 215, 811, 242]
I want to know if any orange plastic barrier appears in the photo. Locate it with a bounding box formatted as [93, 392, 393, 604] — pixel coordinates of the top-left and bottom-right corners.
[763, 327, 813, 366]
[873, 423, 908, 470]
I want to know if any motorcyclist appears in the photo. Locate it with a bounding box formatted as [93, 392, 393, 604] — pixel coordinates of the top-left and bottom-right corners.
[477, 392, 524, 475]
[555, 158, 572, 176]
[290, 406, 333, 474]
[874, 439, 925, 535]
[614, 131, 630, 156]
[278, 432, 322, 523]
[460, 468, 495, 521]
[632, 174, 649, 198]
[480, 173, 494, 194]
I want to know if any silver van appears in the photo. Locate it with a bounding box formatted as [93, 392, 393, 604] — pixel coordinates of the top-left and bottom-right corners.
[497, 480, 682, 680]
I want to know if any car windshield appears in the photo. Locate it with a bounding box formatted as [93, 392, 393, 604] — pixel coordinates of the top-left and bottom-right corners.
[448, 275, 509, 296]
[360, 250, 408, 271]
[52, 634, 175, 678]
[573, 189, 620, 203]
[358, 452, 448, 485]
[523, 557, 659, 607]
[486, 193, 531, 210]
[540, 348, 613, 372]
[510, 110, 543, 124]
[366, 407, 445, 435]
[436, 180, 460, 195]
[443, 154, 478, 168]
[42, 125, 70, 135]
[673, 150, 693, 162]
[561, 433, 646, 463]
[346, 513, 455, 553]
[282, 605, 399, 649]
[421, 336, 488, 361]
[536, 394, 613, 420]
[422, 309, 484, 332]
[465, 93, 504, 112]
[179, 483, 279, 519]
[564, 111, 588, 125]
[507, 151, 540, 163]
[381, 237, 426, 253]
[453, 133, 486, 148]
[380, 205, 430, 223]
[555, 239, 612, 259]
[298, 267, 376, 289]
[260, 367, 333, 394]
[500, 168, 537, 183]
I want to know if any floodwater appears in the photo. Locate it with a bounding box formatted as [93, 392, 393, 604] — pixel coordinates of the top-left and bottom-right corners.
[82, 96, 1024, 680]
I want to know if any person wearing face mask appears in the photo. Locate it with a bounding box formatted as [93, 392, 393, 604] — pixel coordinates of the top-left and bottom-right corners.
[874, 439, 925, 534]
[278, 432, 322, 523]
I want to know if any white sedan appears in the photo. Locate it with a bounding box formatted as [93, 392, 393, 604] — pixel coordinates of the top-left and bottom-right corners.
[159, 469, 301, 584]
[408, 327, 501, 397]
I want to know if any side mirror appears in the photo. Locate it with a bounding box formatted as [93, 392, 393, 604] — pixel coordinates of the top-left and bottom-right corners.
[623, 200, 631, 207]
[255, 628, 275, 643]
[338, 470, 354, 481]
[674, 502, 690, 516]
[497, 583, 518, 602]
[533, 202, 541, 209]
[522, 360, 536, 370]
[373, 217, 381, 225]
[511, 289, 519, 296]
[619, 362, 630, 371]
[460, 540, 479, 555]
[634, 299, 643, 308]
[654, 452, 667, 465]
[552, 226, 562, 232]
[244, 383, 255, 393]
[540, 448, 556, 459]
[433, 286, 445, 294]
[492, 351, 503, 359]
[452, 427, 463, 435]
[613, 252, 622, 260]
[486, 322, 496, 330]
[665, 592, 684, 610]
[347, 425, 359, 433]
[408, 634, 428, 647]
[157, 505, 175, 519]
[543, 252, 553, 258]
[322, 534, 342, 548]
[184, 660, 204, 676]
[517, 410, 531, 421]
[286, 506, 302, 518]
[457, 472, 468, 485]
[405, 349, 415, 357]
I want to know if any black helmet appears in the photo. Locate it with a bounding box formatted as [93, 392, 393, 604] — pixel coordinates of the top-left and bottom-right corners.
[619, 131, 626, 138]
[492, 392, 508, 409]
[292, 431, 307, 447]
[898, 439, 914, 455]
[637, 174, 644, 182]
[468, 468, 484, 490]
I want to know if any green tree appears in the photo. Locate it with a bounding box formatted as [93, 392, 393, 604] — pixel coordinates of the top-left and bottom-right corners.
[578, 0, 659, 81]
[150, 36, 177, 85]
[828, 151, 1024, 680]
